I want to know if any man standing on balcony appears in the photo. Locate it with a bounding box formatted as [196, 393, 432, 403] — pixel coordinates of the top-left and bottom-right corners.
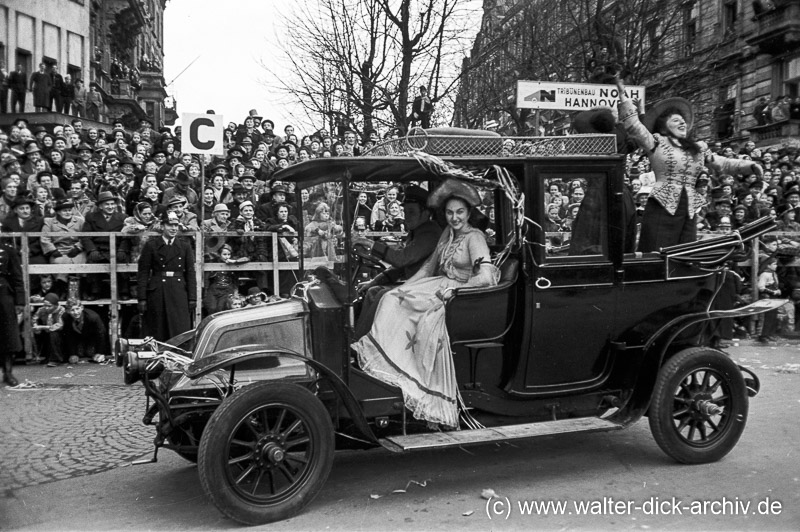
[49, 62, 64, 114]
[8, 64, 27, 113]
[85, 83, 103, 120]
[30, 63, 51, 112]
[0, 63, 8, 114]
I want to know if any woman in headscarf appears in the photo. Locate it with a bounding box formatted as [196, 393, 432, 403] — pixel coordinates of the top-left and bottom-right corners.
[122, 201, 159, 263]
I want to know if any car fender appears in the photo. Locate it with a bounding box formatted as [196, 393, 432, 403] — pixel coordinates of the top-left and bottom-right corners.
[609, 298, 787, 425]
[185, 347, 378, 444]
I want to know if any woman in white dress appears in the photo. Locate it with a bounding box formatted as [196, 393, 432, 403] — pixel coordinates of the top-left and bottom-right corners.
[351, 179, 497, 428]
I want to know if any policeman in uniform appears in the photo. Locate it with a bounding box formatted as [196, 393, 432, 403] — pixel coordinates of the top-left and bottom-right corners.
[0, 239, 24, 386]
[136, 211, 196, 341]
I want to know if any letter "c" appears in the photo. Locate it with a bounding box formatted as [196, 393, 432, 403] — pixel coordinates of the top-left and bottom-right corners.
[190, 118, 215, 150]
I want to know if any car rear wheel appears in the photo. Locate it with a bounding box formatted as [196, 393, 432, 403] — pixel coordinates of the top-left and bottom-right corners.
[197, 382, 334, 525]
[649, 347, 748, 464]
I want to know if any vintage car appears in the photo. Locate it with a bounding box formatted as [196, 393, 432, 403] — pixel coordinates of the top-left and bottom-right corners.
[119, 131, 783, 525]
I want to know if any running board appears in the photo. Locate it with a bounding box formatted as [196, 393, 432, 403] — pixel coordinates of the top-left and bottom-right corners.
[380, 417, 621, 452]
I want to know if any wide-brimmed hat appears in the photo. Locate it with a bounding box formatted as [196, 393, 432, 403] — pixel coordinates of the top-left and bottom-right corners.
[24, 142, 41, 154]
[784, 184, 800, 198]
[642, 97, 694, 133]
[427, 179, 481, 209]
[77, 143, 93, 152]
[227, 147, 246, 159]
[168, 194, 188, 207]
[96, 191, 117, 205]
[54, 198, 75, 211]
[174, 172, 192, 185]
[13, 195, 36, 208]
[270, 183, 288, 194]
[213, 203, 230, 214]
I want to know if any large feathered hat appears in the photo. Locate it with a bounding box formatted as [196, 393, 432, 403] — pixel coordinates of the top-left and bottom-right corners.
[427, 179, 482, 209]
[642, 97, 694, 133]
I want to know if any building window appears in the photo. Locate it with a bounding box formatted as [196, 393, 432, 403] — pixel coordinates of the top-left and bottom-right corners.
[683, 2, 698, 57]
[722, 0, 737, 39]
[14, 48, 31, 75]
[67, 64, 81, 82]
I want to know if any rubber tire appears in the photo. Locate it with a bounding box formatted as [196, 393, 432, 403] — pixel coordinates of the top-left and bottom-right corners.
[197, 382, 334, 525]
[649, 347, 748, 464]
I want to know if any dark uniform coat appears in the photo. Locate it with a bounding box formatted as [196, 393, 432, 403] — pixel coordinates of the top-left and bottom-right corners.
[0, 242, 24, 353]
[137, 236, 196, 341]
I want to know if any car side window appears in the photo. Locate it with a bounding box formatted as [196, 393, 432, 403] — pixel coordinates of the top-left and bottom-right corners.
[543, 173, 609, 260]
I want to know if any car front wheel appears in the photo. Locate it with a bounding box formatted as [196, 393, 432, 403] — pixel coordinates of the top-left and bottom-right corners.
[649, 348, 748, 464]
[197, 382, 334, 525]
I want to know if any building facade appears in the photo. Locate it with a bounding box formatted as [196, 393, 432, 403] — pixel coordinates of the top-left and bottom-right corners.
[454, 0, 800, 150]
[0, 0, 169, 128]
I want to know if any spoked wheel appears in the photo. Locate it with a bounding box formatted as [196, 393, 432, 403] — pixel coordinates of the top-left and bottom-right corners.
[649, 348, 748, 464]
[198, 382, 334, 525]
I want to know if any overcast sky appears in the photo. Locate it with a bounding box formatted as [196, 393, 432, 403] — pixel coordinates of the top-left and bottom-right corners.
[163, 0, 302, 130]
[163, 0, 482, 133]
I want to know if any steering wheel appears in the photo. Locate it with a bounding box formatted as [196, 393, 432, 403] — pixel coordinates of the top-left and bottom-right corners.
[351, 244, 386, 271]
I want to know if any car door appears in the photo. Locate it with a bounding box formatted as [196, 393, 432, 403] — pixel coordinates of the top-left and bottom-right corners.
[506, 158, 623, 396]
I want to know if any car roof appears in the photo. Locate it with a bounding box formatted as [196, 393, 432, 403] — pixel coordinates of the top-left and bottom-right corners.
[276, 153, 622, 189]
[275, 156, 503, 188]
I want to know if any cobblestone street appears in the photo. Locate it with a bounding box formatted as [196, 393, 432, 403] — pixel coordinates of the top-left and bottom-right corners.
[0, 363, 151, 492]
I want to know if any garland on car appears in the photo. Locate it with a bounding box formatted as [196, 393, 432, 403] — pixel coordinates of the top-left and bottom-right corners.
[410, 151, 526, 269]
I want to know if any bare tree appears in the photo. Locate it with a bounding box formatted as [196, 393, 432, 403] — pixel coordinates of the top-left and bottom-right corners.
[264, 0, 477, 137]
[455, 0, 727, 135]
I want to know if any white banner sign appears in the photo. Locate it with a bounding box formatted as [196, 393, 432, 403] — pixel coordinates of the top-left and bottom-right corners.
[516, 81, 645, 111]
[181, 113, 224, 155]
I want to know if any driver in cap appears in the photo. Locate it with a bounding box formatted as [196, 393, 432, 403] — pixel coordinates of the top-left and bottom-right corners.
[352, 184, 442, 339]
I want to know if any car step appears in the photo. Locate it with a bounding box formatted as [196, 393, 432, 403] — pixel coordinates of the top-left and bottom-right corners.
[380, 417, 621, 452]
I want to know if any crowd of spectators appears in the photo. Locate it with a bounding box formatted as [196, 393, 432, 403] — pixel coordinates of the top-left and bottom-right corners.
[544, 139, 800, 340]
[3, 91, 800, 360]
[0, 107, 415, 362]
[752, 95, 800, 126]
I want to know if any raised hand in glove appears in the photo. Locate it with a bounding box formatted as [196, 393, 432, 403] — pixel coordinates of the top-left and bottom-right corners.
[67, 246, 82, 258]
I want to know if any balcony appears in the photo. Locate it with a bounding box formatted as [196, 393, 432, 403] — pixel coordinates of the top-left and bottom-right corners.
[746, 0, 800, 55]
[747, 119, 800, 147]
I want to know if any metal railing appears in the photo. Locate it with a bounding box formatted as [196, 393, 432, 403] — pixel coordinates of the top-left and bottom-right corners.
[363, 133, 618, 157]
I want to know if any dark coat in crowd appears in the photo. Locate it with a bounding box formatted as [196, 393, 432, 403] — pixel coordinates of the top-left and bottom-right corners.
[137, 236, 196, 341]
[1, 213, 45, 259]
[80, 210, 129, 255]
[0, 241, 24, 354]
